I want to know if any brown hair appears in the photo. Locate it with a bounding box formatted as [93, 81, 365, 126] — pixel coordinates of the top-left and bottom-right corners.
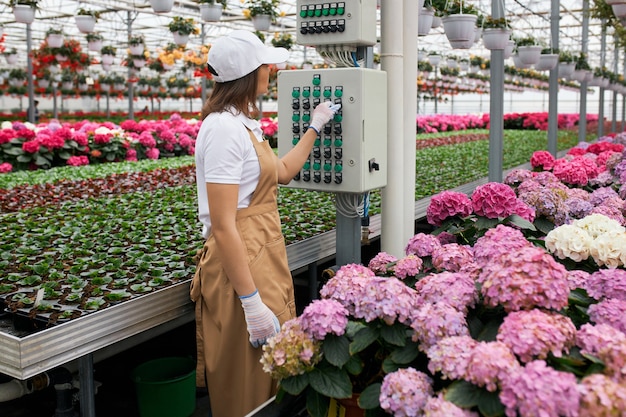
[201, 69, 259, 120]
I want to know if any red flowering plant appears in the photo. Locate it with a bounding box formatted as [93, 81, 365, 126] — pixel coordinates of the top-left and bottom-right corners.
[33, 38, 90, 79]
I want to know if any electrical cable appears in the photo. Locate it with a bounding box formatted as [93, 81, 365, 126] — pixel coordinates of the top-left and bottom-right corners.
[335, 193, 364, 218]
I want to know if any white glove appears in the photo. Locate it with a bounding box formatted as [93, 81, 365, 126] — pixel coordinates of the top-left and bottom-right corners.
[239, 289, 280, 348]
[309, 101, 341, 134]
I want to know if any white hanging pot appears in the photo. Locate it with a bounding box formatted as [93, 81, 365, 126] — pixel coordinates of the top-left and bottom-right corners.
[503, 40, 515, 59]
[101, 54, 114, 65]
[9, 78, 26, 87]
[517, 45, 542, 65]
[431, 16, 442, 28]
[512, 54, 532, 70]
[48, 64, 60, 74]
[172, 32, 189, 46]
[450, 37, 475, 50]
[102, 63, 112, 71]
[473, 27, 482, 43]
[129, 44, 144, 55]
[252, 14, 272, 31]
[568, 70, 586, 82]
[534, 54, 558, 71]
[88, 39, 103, 52]
[200, 3, 223, 22]
[418, 8, 434, 37]
[62, 81, 74, 90]
[5, 54, 18, 65]
[133, 59, 146, 68]
[149, 0, 174, 13]
[38, 79, 50, 89]
[482, 28, 511, 50]
[612, 3, 626, 17]
[75, 15, 96, 33]
[442, 14, 477, 47]
[47, 34, 64, 48]
[78, 84, 89, 91]
[427, 54, 441, 66]
[558, 62, 575, 78]
[13, 5, 35, 24]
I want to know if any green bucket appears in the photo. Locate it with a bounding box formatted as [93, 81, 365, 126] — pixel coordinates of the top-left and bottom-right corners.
[131, 357, 197, 417]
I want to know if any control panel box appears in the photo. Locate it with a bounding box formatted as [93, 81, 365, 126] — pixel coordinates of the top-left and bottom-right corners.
[277, 68, 387, 193]
[296, 0, 378, 47]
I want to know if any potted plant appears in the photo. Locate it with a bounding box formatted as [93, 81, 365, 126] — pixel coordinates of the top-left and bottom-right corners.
[75, 8, 100, 33]
[8, 68, 27, 87]
[129, 34, 145, 55]
[101, 45, 116, 67]
[418, 1, 435, 37]
[570, 52, 592, 83]
[10, 0, 38, 24]
[440, 0, 479, 49]
[86, 32, 104, 52]
[244, 0, 280, 31]
[168, 16, 199, 46]
[149, 0, 174, 13]
[534, 47, 558, 72]
[3, 47, 18, 65]
[197, 0, 227, 22]
[558, 50, 576, 78]
[46, 27, 64, 48]
[481, 16, 511, 50]
[271, 32, 294, 50]
[516, 36, 542, 65]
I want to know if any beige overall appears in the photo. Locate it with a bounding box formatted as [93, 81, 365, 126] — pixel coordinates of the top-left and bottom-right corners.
[190, 129, 296, 417]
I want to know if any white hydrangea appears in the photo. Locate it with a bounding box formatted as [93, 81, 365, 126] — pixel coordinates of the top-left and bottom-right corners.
[1, 121, 12, 130]
[573, 214, 625, 239]
[590, 230, 626, 268]
[545, 224, 593, 262]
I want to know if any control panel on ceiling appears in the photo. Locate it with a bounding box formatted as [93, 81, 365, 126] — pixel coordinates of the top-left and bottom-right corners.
[296, 0, 378, 47]
[277, 68, 387, 193]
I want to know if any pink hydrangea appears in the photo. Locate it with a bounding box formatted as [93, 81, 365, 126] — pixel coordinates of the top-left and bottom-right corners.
[504, 168, 534, 186]
[394, 255, 423, 279]
[471, 182, 520, 219]
[0, 162, 13, 173]
[414, 271, 477, 313]
[465, 341, 520, 392]
[423, 394, 479, 417]
[586, 269, 626, 302]
[496, 309, 577, 363]
[379, 367, 433, 417]
[426, 335, 478, 380]
[367, 251, 397, 275]
[567, 269, 590, 291]
[588, 298, 626, 334]
[66, 155, 90, 166]
[577, 323, 626, 381]
[22, 140, 40, 154]
[405, 233, 442, 257]
[472, 224, 531, 267]
[577, 373, 626, 417]
[478, 246, 569, 312]
[426, 190, 473, 226]
[410, 302, 470, 351]
[145, 147, 160, 160]
[530, 150, 556, 171]
[298, 299, 349, 340]
[431, 243, 474, 272]
[500, 360, 580, 417]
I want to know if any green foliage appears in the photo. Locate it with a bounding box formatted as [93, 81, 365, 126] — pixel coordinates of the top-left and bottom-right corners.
[168, 16, 198, 35]
[100, 45, 116, 56]
[481, 16, 510, 29]
[245, 0, 279, 18]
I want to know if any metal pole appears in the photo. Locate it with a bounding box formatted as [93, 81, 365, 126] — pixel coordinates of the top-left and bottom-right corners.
[26, 23, 35, 123]
[78, 354, 96, 417]
[547, 0, 559, 156]
[598, 20, 607, 138]
[488, 0, 505, 182]
[612, 34, 619, 133]
[578, 0, 590, 143]
[201, 24, 207, 104]
[128, 11, 135, 120]
[434, 65, 438, 113]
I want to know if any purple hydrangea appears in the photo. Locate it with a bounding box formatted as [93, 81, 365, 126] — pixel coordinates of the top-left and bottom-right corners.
[588, 170, 614, 187]
[565, 197, 593, 221]
[517, 187, 569, 225]
[586, 269, 626, 301]
[472, 224, 531, 267]
[477, 246, 570, 312]
[589, 186, 619, 206]
[589, 204, 626, 225]
[410, 302, 470, 352]
[577, 373, 626, 417]
[504, 168, 534, 186]
[431, 243, 474, 272]
[588, 298, 626, 334]
[299, 299, 349, 340]
[423, 394, 479, 417]
[496, 309, 577, 363]
[379, 367, 433, 417]
[471, 182, 520, 219]
[465, 341, 520, 392]
[426, 335, 478, 380]
[426, 190, 473, 226]
[436, 231, 457, 245]
[414, 271, 478, 313]
[367, 252, 398, 275]
[405, 232, 442, 257]
[499, 360, 580, 417]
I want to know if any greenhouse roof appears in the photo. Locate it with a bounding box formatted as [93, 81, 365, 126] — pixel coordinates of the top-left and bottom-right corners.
[0, 1, 621, 79]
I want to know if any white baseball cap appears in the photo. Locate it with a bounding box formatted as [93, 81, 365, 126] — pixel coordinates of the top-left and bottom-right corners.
[208, 30, 290, 83]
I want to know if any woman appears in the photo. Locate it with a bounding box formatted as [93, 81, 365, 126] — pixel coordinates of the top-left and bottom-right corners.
[190, 30, 338, 417]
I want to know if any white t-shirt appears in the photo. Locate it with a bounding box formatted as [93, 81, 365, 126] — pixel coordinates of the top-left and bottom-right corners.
[195, 109, 265, 239]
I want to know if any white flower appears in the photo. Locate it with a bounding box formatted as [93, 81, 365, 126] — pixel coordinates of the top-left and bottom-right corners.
[545, 224, 592, 262]
[590, 230, 626, 268]
[94, 126, 114, 135]
[573, 214, 625, 239]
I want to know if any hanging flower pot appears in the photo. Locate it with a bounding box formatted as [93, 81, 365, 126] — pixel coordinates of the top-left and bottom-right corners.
[48, 64, 60, 74]
[5, 53, 18, 65]
[612, 3, 626, 17]
[558, 62, 575, 78]
[62, 81, 74, 90]
[78, 83, 88, 91]
[517, 45, 542, 65]
[200, 3, 223, 22]
[534, 53, 558, 71]
[101, 54, 114, 66]
[442, 14, 477, 49]
[47, 33, 64, 48]
[102, 63, 112, 71]
[55, 54, 68, 62]
[13, 4, 35, 24]
[512, 54, 532, 70]
[38, 79, 50, 89]
[88, 39, 103, 52]
[172, 32, 189, 46]
[482, 28, 511, 50]
[129, 44, 144, 55]
[418, 8, 434, 36]
[9, 78, 26, 87]
[133, 58, 146, 68]
[149, 0, 174, 13]
[473, 27, 482, 44]
[252, 14, 272, 31]
[503, 40, 515, 59]
[75, 15, 96, 33]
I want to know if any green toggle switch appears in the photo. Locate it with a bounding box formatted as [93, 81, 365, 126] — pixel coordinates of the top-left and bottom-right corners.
[337, 7, 345, 15]
[322, 7, 329, 15]
[313, 89, 321, 98]
[315, 8, 322, 16]
[302, 113, 311, 122]
[292, 137, 300, 145]
[292, 113, 300, 122]
[292, 89, 300, 98]
[334, 139, 343, 147]
[323, 138, 332, 146]
[334, 89, 343, 97]
[334, 164, 343, 172]
[313, 162, 321, 170]
[324, 162, 332, 171]
[314, 138, 321, 146]
[323, 90, 331, 98]
[312, 77, 321, 86]
[302, 89, 310, 98]
[329, 8, 337, 15]
[307, 9, 315, 17]
[300, 8, 307, 17]
[333, 114, 342, 122]
[303, 161, 310, 170]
